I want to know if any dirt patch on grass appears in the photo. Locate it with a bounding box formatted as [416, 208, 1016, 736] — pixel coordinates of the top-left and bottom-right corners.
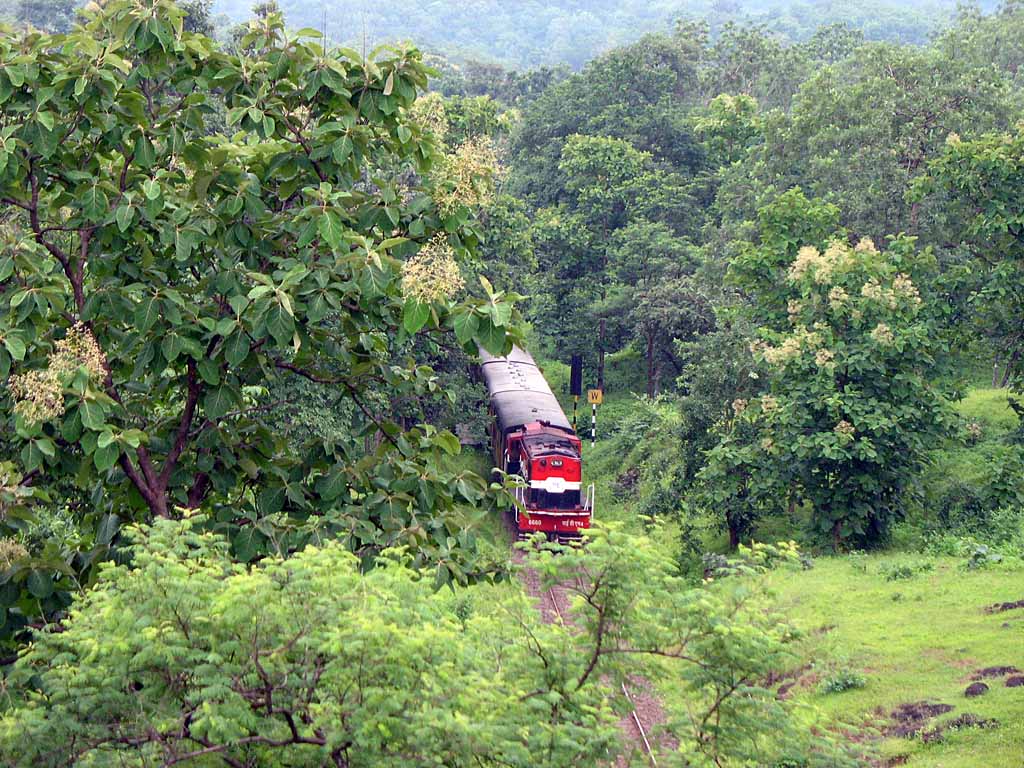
[921, 713, 998, 743]
[971, 665, 1020, 680]
[986, 599, 1024, 613]
[882, 756, 910, 767]
[885, 701, 954, 738]
[765, 664, 816, 699]
[965, 682, 990, 697]
[1006, 675, 1024, 687]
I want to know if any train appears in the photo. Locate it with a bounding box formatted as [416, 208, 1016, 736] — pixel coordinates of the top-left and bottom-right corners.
[479, 345, 594, 540]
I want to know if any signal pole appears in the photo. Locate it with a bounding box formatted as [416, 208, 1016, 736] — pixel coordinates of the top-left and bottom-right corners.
[591, 401, 596, 447]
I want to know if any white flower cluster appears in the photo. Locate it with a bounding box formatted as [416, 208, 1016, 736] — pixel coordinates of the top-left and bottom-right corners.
[870, 323, 895, 346]
[752, 327, 823, 367]
[409, 93, 448, 142]
[400, 235, 465, 303]
[861, 273, 920, 310]
[435, 137, 501, 216]
[834, 420, 856, 440]
[7, 323, 106, 425]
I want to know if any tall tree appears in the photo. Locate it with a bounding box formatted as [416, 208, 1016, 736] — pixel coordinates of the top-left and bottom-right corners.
[0, 0, 518, 593]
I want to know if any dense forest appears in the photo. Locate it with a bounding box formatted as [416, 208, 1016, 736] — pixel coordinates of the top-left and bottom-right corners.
[1, 0, 1024, 766]
[209, 0, 967, 68]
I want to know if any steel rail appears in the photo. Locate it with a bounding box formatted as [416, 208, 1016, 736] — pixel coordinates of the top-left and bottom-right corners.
[546, 585, 657, 767]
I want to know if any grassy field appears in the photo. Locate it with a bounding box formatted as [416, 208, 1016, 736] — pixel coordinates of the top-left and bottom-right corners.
[766, 555, 1024, 767]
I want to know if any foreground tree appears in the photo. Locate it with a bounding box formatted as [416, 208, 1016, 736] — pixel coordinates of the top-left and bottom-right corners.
[0, 0, 519, 632]
[0, 516, 858, 768]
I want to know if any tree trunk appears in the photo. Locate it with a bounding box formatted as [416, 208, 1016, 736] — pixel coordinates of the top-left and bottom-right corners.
[832, 519, 842, 553]
[728, 518, 740, 550]
[999, 348, 1020, 388]
[646, 333, 655, 398]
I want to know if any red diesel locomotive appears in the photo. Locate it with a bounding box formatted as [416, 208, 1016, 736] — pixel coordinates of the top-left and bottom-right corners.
[480, 346, 594, 539]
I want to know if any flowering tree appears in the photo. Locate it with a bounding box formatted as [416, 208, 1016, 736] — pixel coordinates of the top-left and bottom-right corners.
[0, 0, 519, 648]
[729, 193, 951, 548]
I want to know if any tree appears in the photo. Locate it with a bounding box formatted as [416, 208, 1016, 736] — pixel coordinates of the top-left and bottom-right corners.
[731, 193, 951, 548]
[529, 135, 696, 386]
[509, 33, 703, 206]
[756, 43, 1011, 241]
[0, 514, 857, 768]
[629, 278, 714, 397]
[0, 0, 520, 604]
[918, 127, 1024, 388]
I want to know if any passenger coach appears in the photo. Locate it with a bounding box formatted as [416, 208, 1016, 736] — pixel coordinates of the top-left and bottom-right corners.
[479, 346, 594, 540]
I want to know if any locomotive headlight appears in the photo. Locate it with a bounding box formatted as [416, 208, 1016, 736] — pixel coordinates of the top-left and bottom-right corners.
[551, 460, 563, 467]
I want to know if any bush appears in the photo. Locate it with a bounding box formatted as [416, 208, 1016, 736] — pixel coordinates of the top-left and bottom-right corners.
[879, 559, 934, 581]
[818, 670, 867, 694]
[966, 544, 1003, 570]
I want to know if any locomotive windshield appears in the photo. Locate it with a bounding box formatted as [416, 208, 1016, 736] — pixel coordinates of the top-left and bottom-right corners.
[521, 434, 579, 458]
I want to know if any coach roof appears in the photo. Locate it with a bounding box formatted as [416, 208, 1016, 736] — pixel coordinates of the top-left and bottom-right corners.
[480, 346, 573, 434]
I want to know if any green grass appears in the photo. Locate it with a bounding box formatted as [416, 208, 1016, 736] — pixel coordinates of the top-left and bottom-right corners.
[764, 554, 1024, 767]
[954, 388, 1021, 435]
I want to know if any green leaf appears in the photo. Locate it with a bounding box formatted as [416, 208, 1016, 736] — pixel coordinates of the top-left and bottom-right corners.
[476, 319, 507, 355]
[26, 571, 53, 599]
[318, 210, 344, 250]
[435, 431, 461, 456]
[3, 335, 26, 361]
[265, 304, 294, 346]
[115, 204, 134, 232]
[204, 387, 235, 420]
[82, 184, 109, 220]
[331, 136, 354, 164]
[134, 134, 156, 168]
[161, 334, 183, 362]
[174, 229, 194, 261]
[488, 299, 513, 327]
[453, 311, 479, 345]
[197, 358, 220, 385]
[223, 331, 250, 366]
[134, 296, 160, 332]
[316, 467, 347, 500]
[93, 443, 120, 472]
[232, 528, 264, 563]
[258, 486, 285, 515]
[79, 401, 105, 431]
[96, 513, 120, 546]
[402, 299, 430, 334]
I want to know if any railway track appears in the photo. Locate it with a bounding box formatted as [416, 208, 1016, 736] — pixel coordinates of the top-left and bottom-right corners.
[507, 513, 661, 766]
[544, 580, 658, 768]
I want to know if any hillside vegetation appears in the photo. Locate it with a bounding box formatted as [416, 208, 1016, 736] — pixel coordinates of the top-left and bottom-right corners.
[2, 0, 1024, 765]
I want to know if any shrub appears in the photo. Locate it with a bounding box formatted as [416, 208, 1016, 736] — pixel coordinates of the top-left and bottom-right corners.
[966, 544, 1003, 570]
[818, 670, 868, 694]
[879, 559, 934, 581]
